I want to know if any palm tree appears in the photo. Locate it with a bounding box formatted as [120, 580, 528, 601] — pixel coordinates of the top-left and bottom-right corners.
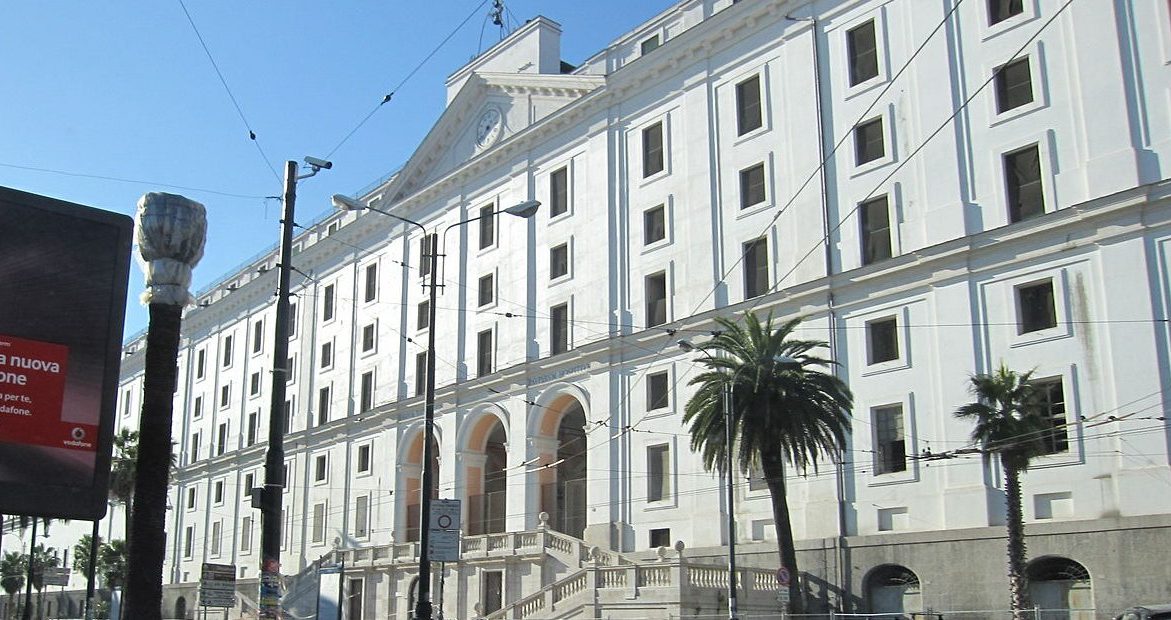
[1, 551, 26, 620]
[683, 311, 853, 612]
[108, 430, 139, 544]
[28, 543, 59, 620]
[954, 364, 1049, 618]
[97, 540, 128, 593]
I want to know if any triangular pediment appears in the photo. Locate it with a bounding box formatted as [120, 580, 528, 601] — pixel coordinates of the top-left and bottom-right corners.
[380, 72, 605, 204]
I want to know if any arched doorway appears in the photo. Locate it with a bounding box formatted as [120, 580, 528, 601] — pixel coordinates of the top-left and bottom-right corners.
[467, 418, 508, 535]
[865, 564, 922, 615]
[553, 402, 587, 538]
[175, 596, 187, 619]
[1028, 556, 1093, 619]
[403, 432, 440, 542]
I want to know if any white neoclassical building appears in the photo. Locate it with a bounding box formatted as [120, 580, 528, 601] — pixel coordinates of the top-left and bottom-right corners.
[16, 0, 1171, 618]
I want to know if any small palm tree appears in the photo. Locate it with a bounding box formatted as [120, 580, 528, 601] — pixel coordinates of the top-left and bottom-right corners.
[954, 364, 1049, 618]
[97, 540, 128, 592]
[683, 311, 852, 612]
[1, 551, 26, 620]
[109, 429, 139, 540]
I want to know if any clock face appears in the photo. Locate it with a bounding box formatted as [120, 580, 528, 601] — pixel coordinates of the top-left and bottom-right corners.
[475, 107, 503, 148]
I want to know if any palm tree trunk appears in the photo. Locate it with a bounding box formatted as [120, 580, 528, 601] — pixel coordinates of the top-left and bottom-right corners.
[124, 303, 183, 620]
[1004, 465, 1030, 618]
[762, 450, 803, 613]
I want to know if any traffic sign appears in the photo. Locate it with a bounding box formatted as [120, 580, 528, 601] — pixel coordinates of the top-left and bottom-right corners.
[776, 566, 791, 587]
[200, 563, 236, 608]
[428, 499, 461, 562]
[429, 499, 461, 531]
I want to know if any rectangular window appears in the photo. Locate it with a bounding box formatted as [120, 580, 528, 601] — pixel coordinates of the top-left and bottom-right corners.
[417, 300, 430, 331]
[283, 399, 293, 434]
[1032, 377, 1068, 454]
[241, 516, 252, 552]
[122, 390, 132, 417]
[354, 495, 370, 538]
[321, 340, 334, 369]
[743, 237, 769, 299]
[642, 122, 665, 177]
[482, 571, 504, 616]
[286, 356, 296, 384]
[220, 384, 231, 409]
[216, 422, 228, 456]
[649, 528, 671, 549]
[739, 163, 766, 209]
[222, 335, 234, 368]
[213, 479, 224, 504]
[854, 117, 885, 165]
[415, 352, 429, 397]
[1005, 145, 1043, 222]
[189, 432, 200, 464]
[196, 349, 206, 379]
[551, 303, 569, 355]
[357, 444, 372, 473]
[640, 34, 661, 55]
[419, 233, 437, 277]
[1016, 280, 1057, 334]
[550, 243, 569, 279]
[249, 371, 261, 396]
[847, 19, 879, 86]
[252, 321, 264, 354]
[360, 371, 375, 412]
[322, 284, 336, 322]
[995, 57, 1034, 113]
[550, 167, 569, 217]
[288, 303, 297, 338]
[193, 396, 203, 419]
[312, 502, 326, 543]
[364, 263, 378, 303]
[647, 372, 669, 411]
[478, 274, 495, 307]
[647, 444, 671, 502]
[736, 74, 763, 136]
[314, 454, 328, 482]
[361, 323, 376, 353]
[186, 487, 197, 510]
[860, 196, 892, 265]
[866, 316, 899, 364]
[989, 0, 1024, 25]
[477, 329, 494, 377]
[183, 526, 194, 558]
[317, 386, 331, 426]
[645, 272, 668, 327]
[874, 404, 907, 474]
[479, 204, 495, 249]
[247, 411, 258, 446]
[644, 205, 666, 245]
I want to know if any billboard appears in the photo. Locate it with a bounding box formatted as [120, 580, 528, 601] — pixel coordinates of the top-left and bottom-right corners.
[0, 186, 132, 519]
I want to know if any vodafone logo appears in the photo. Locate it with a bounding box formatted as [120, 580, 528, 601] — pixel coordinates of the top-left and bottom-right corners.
[71, 427, 86, 441]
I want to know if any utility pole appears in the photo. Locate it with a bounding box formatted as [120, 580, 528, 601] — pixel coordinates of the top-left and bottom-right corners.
[259, 158, 329, 619]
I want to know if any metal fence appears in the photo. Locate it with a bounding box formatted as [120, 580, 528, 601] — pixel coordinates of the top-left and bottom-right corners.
[661, 610, 1098, 620]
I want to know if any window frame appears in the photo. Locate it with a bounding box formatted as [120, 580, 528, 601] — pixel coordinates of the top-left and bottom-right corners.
[742, 237, 769, 300]
[854, 116, 887, 167]
[1015, 278, 1058, 335]
[322, 283, 336, 323]
[642, 121, 666, 179]
[994, 56, 1035, 114]
[866, 316, 901, 366]
[643, 204, 668, 247]
[317, 385, 331, 426]
[739, 162, 767, 210]
[549, 166, 570, 218]
[251, 320, 264, 355]
[550, 242, 570, 281]
[361, 322, 377, 354]
[360, 370, 376, 412]
[476, 328, 494, 377]
[846, 18, 881, 87]
[735, 74, 763, 136]
[1003, 142, 1045, 223]
[479, 203, 496, 250]
[859, 195, 893, 265]
[477, 273, 496, 308]
[646, 371, 670, 412]
[363, 262, 379, 303]
[550, 302, 570, 355]
[644, 271, 669, 328]
[646, 443, 672, 504]
[872, 403, 908, 475]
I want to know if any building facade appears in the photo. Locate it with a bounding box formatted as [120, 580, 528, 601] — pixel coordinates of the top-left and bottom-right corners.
[31, 0, 1171, 617]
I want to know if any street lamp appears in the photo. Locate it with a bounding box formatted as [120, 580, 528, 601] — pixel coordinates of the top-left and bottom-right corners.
[677, 338, 799, 620]
[332, 193, 539, 620]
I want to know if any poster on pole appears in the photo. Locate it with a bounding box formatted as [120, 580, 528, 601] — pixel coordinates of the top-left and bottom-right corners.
[200, 563, 237, 608]
[0, 186, 132, 520]
[428, 499, 461, 562]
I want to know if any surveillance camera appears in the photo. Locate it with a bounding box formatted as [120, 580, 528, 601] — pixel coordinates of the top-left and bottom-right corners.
[304, 156, 332, 170]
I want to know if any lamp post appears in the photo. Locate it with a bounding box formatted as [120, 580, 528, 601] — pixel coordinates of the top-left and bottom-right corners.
[332, 194, 539, 620]
[678, 339, 800, 620]
[125, 193, 206, 620]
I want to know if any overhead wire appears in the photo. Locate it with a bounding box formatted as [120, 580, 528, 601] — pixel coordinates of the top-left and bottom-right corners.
[175, 0, 281, 185]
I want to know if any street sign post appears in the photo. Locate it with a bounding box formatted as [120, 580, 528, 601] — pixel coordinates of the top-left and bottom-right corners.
[427, 499, 461, 562]
[42, 567, 70, 586]
[200, 563, 236, 608]
[776, 566, 791, 587]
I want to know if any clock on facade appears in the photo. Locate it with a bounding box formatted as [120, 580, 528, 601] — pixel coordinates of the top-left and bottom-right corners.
[475, 106, 504, 149]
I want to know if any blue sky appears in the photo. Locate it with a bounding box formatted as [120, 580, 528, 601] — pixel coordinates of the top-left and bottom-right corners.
[0, 1, 670, 339]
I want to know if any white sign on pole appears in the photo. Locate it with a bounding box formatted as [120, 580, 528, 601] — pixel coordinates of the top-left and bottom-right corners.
[427, 499, 461, 562]
[199, 563, 237, 608]
[42, 567, 70, 586]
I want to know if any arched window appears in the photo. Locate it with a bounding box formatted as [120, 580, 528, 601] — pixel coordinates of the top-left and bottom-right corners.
[865, 564, 922, 615]
[1028, 557, 1093, 619]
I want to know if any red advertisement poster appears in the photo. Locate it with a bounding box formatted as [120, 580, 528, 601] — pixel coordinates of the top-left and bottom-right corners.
[0, 334, 97, 452]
